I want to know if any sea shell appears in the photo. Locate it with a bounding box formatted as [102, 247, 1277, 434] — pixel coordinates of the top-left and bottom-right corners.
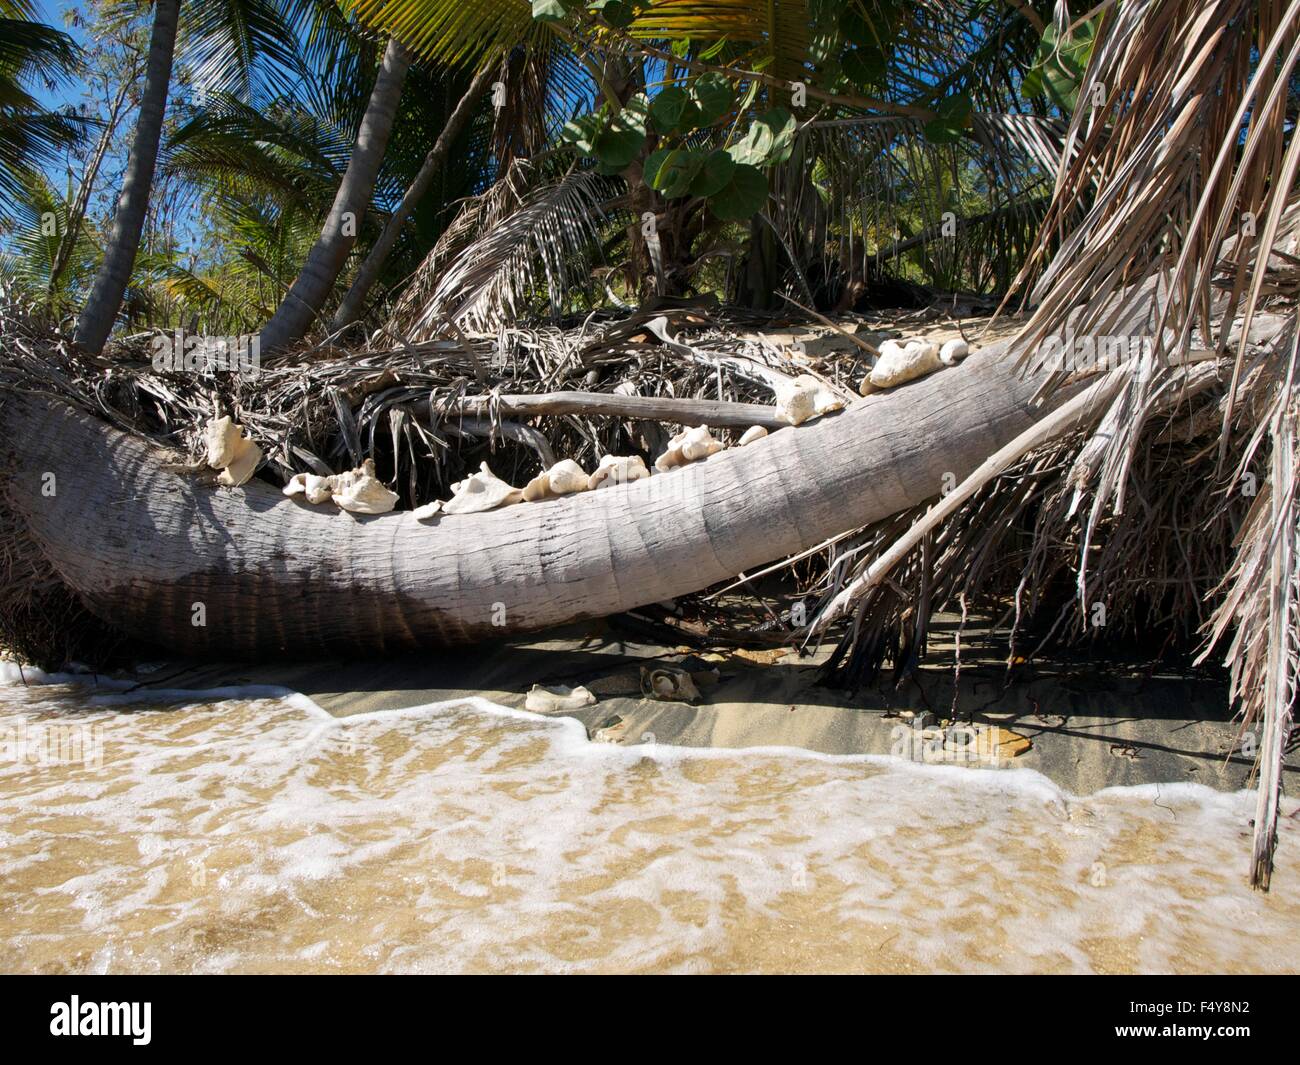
[332, 459, 399, 514]
[204, 415, 261, 487]
[738, 425, 768, 446]
[522, 459, 590, 502]
[444, 461, 524, 514]
[411, 500, 443, 520]
[284, 472, 335, 504]
[939, 338, 970, 365]
[588, 454, 650, 490]
[774, 374, 845, 426]
[640, 665, 702, 704]
[869, 339, 942, 388]
[205, 416, 241, 469]
[524, 683, 597, 713]
[654, 425, 724, 472]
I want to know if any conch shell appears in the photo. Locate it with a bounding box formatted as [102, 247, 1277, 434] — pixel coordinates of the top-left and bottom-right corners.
[284, 472, 336, 505]
[283, 459, 398, 514]
[331, 459, 399, 514]
[939, 338, 969, 365]
[774, 374, 845, 426]
[204, 415, 262, 487]
[588, 455, 650, 490]
[522, 459, 590, 502]
[654, 425, 724, 472]
[869, 339, 942, 388]
[444, 461, 524, 514]
[738, 425, 768, 446]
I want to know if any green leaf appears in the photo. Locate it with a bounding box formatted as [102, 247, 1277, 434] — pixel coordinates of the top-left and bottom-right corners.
[691, 72, 735, 124]
[594, 0, 638, 29]
[839, 7, 874, 47]
[726, 108, 797, 168]
[842, 46, 886, 89]
[592, 125, 645, 169]
[708, 163, 768, 221]
[922, 93, 972, 144]
[649, 86, 690, 134]
[1024, 19, 1099, 111]
[689, 149, 735, 198]
[532, 0, 572, 24]
[645, 146, 704, 198]
[560, 112, 604, 155]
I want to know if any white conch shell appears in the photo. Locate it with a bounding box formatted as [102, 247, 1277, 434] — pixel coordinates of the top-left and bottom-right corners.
[939, 338, 969, 365]
[738, 425, 768, 446]
[522, 459, 590, 502]
[774, 374, 845, 426]
[444, 461, 524, 514]
[283, 472, 335, 504]
[588, 454, 650, 490]
[654, 425, 725, 472]
[524, 683, 597, 713]
[204, 415, 261, 487]
[869, 339, 942, 388]
[411, 499, 443, 520]
[332, 459, 399, 514]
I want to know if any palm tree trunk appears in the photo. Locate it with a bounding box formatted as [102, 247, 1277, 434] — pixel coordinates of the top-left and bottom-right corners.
[258, 38, 412, 352]
[332, 63, 497, 332]
[73, 0, 179, 355]
[0, 344, 1080, 659]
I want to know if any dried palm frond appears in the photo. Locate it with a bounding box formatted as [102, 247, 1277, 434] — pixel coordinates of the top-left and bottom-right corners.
[392, 159, 620, 339]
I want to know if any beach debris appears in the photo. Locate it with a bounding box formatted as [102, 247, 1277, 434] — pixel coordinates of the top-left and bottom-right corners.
[774, 374, 846, 426]
[204, 415, 262, 487]
[525, 683, 597, 714]
[444, 461, 524, 514]
[411, 499, 443, 520]
[738, 425, 768, 446]
[869, 339, 942, 389]
[331, 459, 399, 514]
[590, 714, 626, 743]
[285, 459, 398, 514]
[939, 338, 970, 365]
[588, 454, 650, 490]
[284, 472, 336, 505]
[655, 424, 725, 472]
[640, 665, 702, 703]
[522, 459, 590, 502]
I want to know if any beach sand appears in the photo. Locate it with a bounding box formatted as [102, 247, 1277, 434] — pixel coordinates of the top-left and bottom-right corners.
[106, 617, 1295, 797]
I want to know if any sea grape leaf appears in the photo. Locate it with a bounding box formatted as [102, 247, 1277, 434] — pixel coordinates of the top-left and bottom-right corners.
[645, 146, 705, 198]
[726, 108, 796, 167]
[923, 92, 972, 144]
[708, 163, 768, 221]
[1022, 19, 1098, 111]
[649, 86, 691, 133]
[691, 72, 735, 124]
[689, 149, 736, 198]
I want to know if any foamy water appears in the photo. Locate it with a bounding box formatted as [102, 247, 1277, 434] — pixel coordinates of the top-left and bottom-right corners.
[0, 672, 1296, 974]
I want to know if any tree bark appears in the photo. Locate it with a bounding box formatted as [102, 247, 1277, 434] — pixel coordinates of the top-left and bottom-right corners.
[0, 344, 1077, 659]
[258, 38, 413, 352]
[331, 62, 497, 332]
[73, 0, 179, 355]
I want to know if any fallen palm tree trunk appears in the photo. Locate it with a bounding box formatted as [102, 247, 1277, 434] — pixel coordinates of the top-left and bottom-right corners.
[1, 342, 1078, 659]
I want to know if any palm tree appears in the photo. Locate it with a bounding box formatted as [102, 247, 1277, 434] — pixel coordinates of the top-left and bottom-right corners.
[73, 0, 181, 354]
[0, 5, 86, 227]
[256, 35, 412, 350]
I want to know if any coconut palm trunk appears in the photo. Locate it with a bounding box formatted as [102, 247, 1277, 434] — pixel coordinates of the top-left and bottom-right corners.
[332, 62, 497, 331]
[0, 344, 1079, 658]
[258, 37, 413, 352]
[73, 0, 179, 356]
